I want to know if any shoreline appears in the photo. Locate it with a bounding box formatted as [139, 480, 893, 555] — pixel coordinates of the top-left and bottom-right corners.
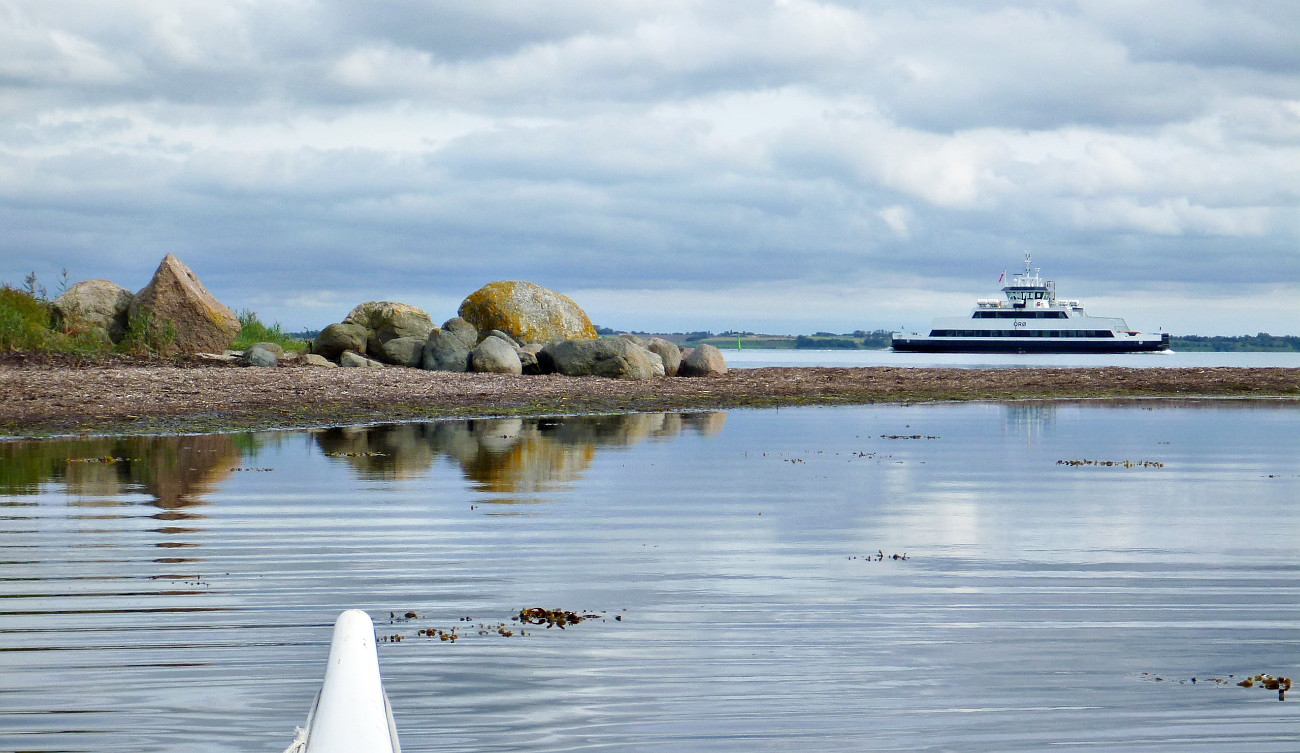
[3, 363, 1298, 439]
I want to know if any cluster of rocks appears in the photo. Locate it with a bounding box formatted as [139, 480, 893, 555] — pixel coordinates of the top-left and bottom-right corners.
[306, 281, 726, 380]
[50, 254, 240, 355]
[49, 258, 726, 380]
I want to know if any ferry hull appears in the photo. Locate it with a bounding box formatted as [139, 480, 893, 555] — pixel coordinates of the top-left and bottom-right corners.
[891, 336, 1170, 354]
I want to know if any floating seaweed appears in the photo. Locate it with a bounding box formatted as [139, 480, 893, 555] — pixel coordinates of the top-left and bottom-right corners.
[67, 456, 136, 464]
[1057, 459, 1164, 468]
[1140, 672, 1291, 700]
[379, 607, 621, 644]
[323, 451, 389, 457]
[880, 434, 940, 440]
[849, 549, 909, 562]
[516, 607, 603, 629]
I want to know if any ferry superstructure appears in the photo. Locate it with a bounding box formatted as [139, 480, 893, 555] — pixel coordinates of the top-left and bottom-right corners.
[891, 255, 1170, 353]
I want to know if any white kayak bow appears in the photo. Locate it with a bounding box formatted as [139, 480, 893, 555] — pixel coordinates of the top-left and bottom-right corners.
[285, 610, 401, 753]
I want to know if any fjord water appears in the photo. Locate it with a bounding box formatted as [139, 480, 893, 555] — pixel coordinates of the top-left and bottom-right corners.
[1, 403, 1297, 752]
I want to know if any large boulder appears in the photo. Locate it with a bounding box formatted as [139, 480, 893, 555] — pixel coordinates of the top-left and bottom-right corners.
[312, 322, 369, 361]
[645, 337, 682, 377]
[50, 279, 134, 341]
[128, 254, 241, 354]
[342, 301, 435, 353]
[679, 343, 728, 377]
[422, 329, 471, 372]
[378, 336, 425, 368]
[540, 338, 663, 380]
[441, 316, 479, 349]
[458, 281, 597, 345]
[470, 336, 523, 375]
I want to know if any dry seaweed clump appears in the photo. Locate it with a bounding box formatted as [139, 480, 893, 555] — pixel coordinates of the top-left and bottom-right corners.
[516, 607, 602, 629]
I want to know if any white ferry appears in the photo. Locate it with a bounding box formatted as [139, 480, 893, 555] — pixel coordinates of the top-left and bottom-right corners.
[891, 255, 1170, 354]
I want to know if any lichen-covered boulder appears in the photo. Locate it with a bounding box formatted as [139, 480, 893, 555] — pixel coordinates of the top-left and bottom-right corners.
[458, 281, 597, 345]
[470, 336, 523, 375]
[50, 279, 134, 341]
[422, 329, 471, 372]
[128, 254, 241, 354]
[540, 338, 662, 380]
[342, 301, 435, 353]
[679, 343, 728, 377]
[312, 322, 369, 361]
[441, 317, 479, 349]
[645, 337, 682, 377]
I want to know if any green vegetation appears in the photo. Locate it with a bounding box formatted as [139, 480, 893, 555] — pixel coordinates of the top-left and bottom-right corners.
[114, 311, 176, 356]
[231, 309, 307, 352]
[795, 335, 859, 349]
[1170, 334, 1300, 352]
[683, 329, 896, 350]
[0, 284, 111, 354]
[0, 284, 57, 351]
[0, 274, 304, 356]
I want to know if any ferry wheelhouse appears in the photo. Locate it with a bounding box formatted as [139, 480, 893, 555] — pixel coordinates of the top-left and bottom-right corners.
[891, 255, 1170, 354]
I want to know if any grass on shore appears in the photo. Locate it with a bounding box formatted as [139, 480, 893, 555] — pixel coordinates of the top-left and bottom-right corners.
[230, 309, 307, 352]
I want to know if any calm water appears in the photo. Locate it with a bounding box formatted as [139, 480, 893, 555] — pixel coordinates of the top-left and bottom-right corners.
[725, 348, 1300, 369]
[1, 403, 1298, 752]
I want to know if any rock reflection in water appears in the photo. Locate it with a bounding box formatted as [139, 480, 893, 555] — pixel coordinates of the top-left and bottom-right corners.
[312, 412, 725, 500]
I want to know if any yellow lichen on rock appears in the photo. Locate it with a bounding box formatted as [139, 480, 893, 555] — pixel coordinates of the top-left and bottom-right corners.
[458, 281, 597, 345]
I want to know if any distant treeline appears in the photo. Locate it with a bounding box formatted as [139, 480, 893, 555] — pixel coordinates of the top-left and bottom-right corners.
[1170, 333, 1300, 352]
[616, 330, 1299, 352]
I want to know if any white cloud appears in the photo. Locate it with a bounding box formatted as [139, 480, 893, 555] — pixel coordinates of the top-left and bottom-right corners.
[0, 0, 1297, 336]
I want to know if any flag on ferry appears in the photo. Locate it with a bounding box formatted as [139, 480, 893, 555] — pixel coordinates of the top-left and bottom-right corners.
[998, 270, 1005, 283]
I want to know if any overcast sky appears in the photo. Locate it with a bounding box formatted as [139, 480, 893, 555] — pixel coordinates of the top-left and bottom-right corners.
[2, 1, 1297, 336]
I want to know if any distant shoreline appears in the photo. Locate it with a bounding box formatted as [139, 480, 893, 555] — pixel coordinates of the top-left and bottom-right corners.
[635, 331, 1300, 352]
[2, 360, 1297, 439]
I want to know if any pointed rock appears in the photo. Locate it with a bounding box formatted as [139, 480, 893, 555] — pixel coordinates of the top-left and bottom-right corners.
[128, 254, 240, 354]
